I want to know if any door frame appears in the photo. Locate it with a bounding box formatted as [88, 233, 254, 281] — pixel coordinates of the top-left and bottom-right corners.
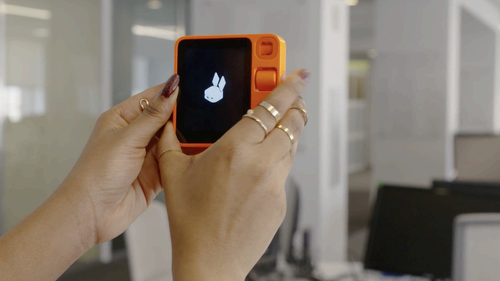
[0, 0, 7, 235]
[97, 0, 187, 263]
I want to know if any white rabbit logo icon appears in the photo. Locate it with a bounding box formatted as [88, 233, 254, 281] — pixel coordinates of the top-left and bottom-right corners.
[204, 72, 226, 103]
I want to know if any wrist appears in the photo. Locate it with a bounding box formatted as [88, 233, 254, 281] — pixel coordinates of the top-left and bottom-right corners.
[0, 177, 98, 280]
[57, 178, 97, 252]
[173, 264, 245, 281]
[172, 250, 246, 281]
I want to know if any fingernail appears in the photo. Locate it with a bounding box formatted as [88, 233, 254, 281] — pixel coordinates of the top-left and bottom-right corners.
[299, 69, 310, 82]
[160, 74, 180, 98]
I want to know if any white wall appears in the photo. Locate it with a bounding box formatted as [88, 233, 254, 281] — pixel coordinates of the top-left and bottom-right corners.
[190, 0, 349, 263]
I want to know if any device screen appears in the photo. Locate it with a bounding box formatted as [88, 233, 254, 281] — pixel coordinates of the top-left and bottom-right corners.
[176, 38, 252, 143]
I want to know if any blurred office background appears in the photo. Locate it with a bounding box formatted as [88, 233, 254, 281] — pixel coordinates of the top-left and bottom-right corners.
[3, 0, 500, 280]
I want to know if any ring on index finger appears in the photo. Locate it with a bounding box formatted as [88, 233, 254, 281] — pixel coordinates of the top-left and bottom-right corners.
[258, 100, 282, 122]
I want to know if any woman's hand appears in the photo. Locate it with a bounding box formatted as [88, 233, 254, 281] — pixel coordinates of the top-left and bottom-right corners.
[63, 74, 179, 245]
[157, 69, 309, 281]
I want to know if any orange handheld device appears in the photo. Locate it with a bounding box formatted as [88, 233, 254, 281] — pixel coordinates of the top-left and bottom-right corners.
[173, 34, 286, 155]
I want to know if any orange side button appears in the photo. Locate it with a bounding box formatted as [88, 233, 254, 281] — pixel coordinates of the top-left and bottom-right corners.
[255, 69, 277, 91]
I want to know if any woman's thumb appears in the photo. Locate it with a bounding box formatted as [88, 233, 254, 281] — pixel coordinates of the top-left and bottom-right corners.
[124, 74, 180, 148]
[156, 120, 186, 166]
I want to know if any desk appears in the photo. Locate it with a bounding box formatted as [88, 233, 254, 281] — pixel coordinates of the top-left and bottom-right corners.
[251, 261, 435, 281]
[313, 262, 433, 281]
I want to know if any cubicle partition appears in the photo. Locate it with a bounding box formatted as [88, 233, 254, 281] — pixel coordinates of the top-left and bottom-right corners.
[455, 134, 500, 182]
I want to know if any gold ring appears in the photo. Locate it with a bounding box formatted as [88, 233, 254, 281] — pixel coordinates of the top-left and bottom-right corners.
[158, 149, 182, 159]
[242, 110, 269, 136]
[276, 124, 294, 145]
[290, 106, 308, 126]
[258, 100, 281, 122]
[140, 99, 149, 110]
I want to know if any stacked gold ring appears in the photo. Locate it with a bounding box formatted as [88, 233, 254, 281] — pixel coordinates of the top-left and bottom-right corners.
[290, 105, 308, 126]
[258, 100, 281, 122]
[243, 109, 269, 136]
[276, 124, 295, 144]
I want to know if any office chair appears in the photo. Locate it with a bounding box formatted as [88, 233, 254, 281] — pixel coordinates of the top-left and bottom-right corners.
[280, 177, 300, 264]
[125, 200, 173, 281]
[453, 213, 500, 281]
[280, 178, 317, 280]
[246, 178, 302, 281]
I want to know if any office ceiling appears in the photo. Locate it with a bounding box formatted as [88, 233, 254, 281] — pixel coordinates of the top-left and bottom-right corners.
[349, 0, 500, 57]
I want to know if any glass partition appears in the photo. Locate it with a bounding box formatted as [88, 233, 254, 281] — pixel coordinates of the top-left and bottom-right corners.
[0, 0, 186, 264]
[0, 0, 103, 261]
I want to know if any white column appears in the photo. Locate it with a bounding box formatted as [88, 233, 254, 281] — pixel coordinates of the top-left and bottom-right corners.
[99, 0, 113, 264]
[458, 0, 500, 133]
[370, 0, 500, 192]
[190, 0, 349, 263]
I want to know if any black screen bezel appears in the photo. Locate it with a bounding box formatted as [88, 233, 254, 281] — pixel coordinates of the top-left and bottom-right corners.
[176, 38, 252, 143]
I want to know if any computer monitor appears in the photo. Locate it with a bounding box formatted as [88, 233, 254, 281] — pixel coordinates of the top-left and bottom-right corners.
[364, 185, 500, 279]
[432, 180, 500, 198]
